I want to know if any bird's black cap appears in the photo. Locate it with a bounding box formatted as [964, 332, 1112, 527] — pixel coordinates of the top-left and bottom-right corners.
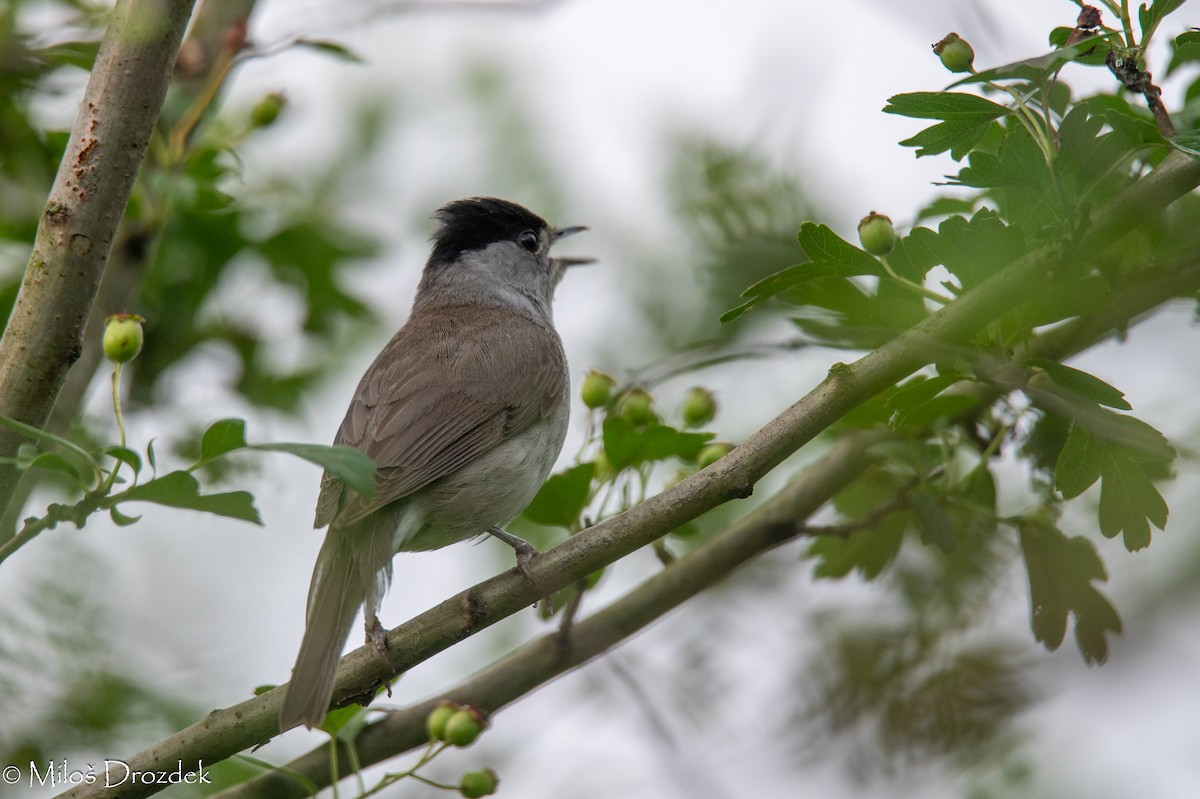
[428, 197, 549, 266]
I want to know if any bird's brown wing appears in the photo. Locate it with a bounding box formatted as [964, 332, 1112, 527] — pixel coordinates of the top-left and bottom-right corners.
[314, 305, 566, 529]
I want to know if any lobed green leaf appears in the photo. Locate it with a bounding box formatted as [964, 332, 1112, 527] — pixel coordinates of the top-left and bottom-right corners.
[602, 418, 713, 470]
[797, 223, 883, 277]
[1019, 519, 1121, 663]
[1028, 360, 1132, 410]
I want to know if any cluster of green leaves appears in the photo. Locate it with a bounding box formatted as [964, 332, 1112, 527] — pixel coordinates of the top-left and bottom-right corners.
[132, 140, 379, 411]
[519, 379, 720, 611]
[724, 2, 1196, 681]
[0, 413, 374, 559]
[0, 0, 381, 414]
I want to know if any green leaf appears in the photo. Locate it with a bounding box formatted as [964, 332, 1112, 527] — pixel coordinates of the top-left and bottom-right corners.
[110, 506, 142, 527]
[1098, 447, 1168, 551]
[884, 92, 1012, 122]
[905, 210, 1026, 290]
[190, 418, 377, 497]
[198, 418, 249, 463]
[895, 394, 982, 431]
[887, 374, 965, 413]
[102, 446, 144, 476]
[886, 374, 982, 429]
[809, 523, 905, 579]
[1028, 360, 1132, 410]
[0, 415, 101, 477]
[523, 463, 596, 529]
[1056, 424, 1105, 499]
[884, 92, 1011, 159]
[23, 452, 88, 486]
[116, 471, 262, 524]
[1139, 1, 1187, 42]
[250, 443, 378, 498]
[602, 418, 712, 469]
[719, 263, 821, 323]
[1167, 30, 1200, 75]
[37, 40, 101, 71]
[899, 120, 997, 160]
[797, 223, 883, 277]
[1056, 415, 1174, 550]
[1019, 518, 1121, 663]
[911, 489, 957, 552]
[810, 472, 910, 578]
[1170, 130, 1200, 157]
[913, 196, 978, 225]
[293, 38, 366, 64]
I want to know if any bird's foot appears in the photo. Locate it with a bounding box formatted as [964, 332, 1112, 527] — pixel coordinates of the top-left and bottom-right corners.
[487, 526, 538, 580]
[364, 613, 396, 678]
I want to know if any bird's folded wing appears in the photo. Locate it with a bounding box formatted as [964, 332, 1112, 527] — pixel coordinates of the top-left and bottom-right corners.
[314, 308, 565, 529]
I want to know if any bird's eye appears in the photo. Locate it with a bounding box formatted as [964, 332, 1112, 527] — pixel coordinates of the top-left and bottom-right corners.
[517, 230, 539, 253]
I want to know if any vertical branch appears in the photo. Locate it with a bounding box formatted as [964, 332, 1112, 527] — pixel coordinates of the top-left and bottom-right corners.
[0, 0, 259, 535]
[0, 0, 198, 521]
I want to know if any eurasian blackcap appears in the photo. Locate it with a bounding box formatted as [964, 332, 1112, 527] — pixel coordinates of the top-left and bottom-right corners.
[279, 197, 589, 731]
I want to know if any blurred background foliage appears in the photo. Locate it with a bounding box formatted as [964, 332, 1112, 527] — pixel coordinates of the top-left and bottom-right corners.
[2, 1, 1200, 798]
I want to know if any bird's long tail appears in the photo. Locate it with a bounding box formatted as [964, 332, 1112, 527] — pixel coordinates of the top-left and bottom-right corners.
[279, 531, 368, 731]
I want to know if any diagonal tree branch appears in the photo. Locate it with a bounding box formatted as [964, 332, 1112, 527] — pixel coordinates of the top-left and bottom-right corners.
[216, 250, 1200, 799]
[53, 148, 1200, 799]
[215, 432, 884, 798]
[0, 0, 198, 520]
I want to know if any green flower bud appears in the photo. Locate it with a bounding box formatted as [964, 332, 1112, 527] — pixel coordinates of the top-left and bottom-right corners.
[681, 387, 716, 428]
[857, 212, 896, 256]
[444, 707, 486, 747]
[426, 701, 457, 742]
[250, 92, 286, 128]
[696, 442, 733, 469]
[459, 769, 499, 798]
[932, 33, 975, 74]
[581, 369, 616, 409]
[615, 388, 657, 427]
[103, 313, 145, 364]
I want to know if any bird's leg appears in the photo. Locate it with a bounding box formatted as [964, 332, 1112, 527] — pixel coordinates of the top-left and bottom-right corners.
[364, 612, 395, 674]
[487, 526, 538, 579]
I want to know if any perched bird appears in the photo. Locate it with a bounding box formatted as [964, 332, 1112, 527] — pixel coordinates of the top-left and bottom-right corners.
[280, 197, 590, 731]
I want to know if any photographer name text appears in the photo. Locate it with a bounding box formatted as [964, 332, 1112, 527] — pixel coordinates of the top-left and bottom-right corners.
[3, 759, 212, 789]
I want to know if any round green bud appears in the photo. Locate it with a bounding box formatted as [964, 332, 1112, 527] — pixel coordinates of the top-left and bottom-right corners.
[103, 313, 145, 364]
[426, 701, 457, 742]
[932, 33, 975, 74]
[444, 708, 485, 747]
[459, 769, 499, 798]
[857, 212, 896, 256]
[250, 92, 286, 128]
[616, 388, 657, 427]
[581, 369, 616, 409]
[681, 387, 717, 428]
[696, 442, 733, 469]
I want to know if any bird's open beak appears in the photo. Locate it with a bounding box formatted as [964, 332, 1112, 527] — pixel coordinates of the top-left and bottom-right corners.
[552, 226, 595, 267]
